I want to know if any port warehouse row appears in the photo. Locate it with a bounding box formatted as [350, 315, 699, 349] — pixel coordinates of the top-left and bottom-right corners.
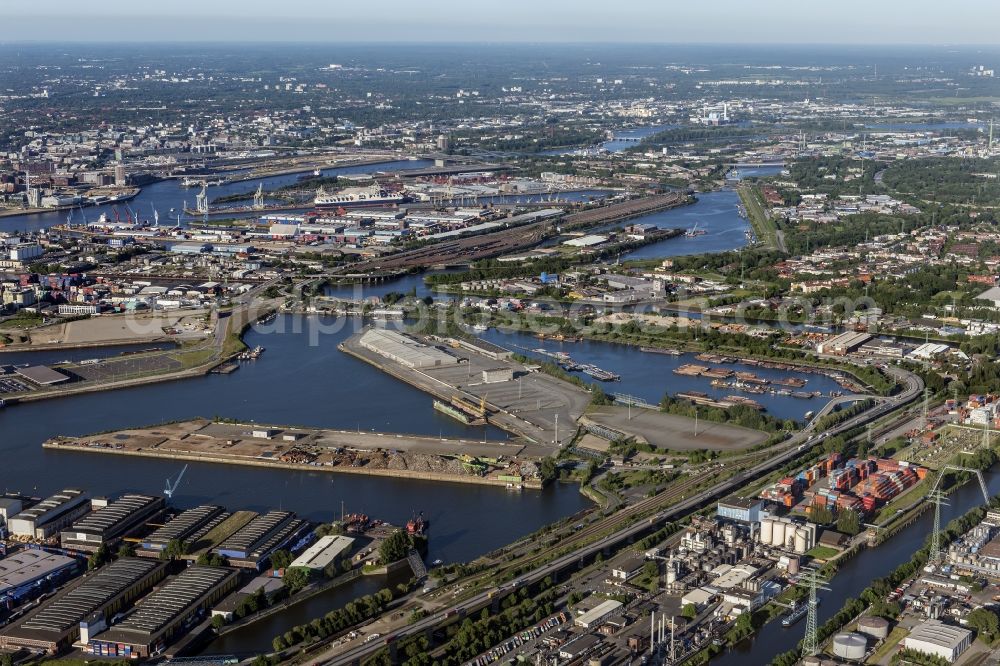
[0, 558, 237, 658]
[3, 489, 310, 569]
[0, 490, 352, 656]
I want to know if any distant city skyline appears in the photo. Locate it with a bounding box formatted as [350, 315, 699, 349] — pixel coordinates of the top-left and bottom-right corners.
[3, 0, 1000, 45]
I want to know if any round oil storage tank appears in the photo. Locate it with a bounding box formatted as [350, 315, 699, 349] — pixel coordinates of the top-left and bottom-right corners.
[832, 632, 868, 660]
[761, 519, 773, 544]
[857, 616, 890, 640]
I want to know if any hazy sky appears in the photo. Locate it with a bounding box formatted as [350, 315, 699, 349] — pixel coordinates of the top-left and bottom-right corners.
[2, 0, 998, 44]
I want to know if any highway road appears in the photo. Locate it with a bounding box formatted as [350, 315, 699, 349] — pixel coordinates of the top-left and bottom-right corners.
[321, 365, 923, 665]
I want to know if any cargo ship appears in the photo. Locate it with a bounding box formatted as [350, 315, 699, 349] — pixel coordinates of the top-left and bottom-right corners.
[433, 399, 486, 425]
[782, 599, 820, 627]
[640, 346, 683, 356]
[314, 183, 407, 209]
[724, 395, 765, 410]
[580, 364, 620, 382]
[674, 364, 708, 376]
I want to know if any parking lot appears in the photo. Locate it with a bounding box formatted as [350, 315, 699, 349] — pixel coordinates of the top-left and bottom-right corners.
[0, 376, 31, 393]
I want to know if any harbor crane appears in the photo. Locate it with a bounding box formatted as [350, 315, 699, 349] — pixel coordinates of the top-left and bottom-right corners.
[164, 464, 188, 502]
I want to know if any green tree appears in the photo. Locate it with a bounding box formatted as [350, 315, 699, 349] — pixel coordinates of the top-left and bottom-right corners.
[379, 529, 412, 564]
[538, 457, 558, 484]
[211, 614, 226, 630]
[272, 635, 287, 651]
[837, 509, 861, 536]
[968, 607, 1000, 643]
[88, 543, 110, 571]
[270, 549, 293, 570]
[283, 567, 311, 593]
[197, 552, 228, 567]
[681, 603, 697, 620]
[117, 543, 136, 558]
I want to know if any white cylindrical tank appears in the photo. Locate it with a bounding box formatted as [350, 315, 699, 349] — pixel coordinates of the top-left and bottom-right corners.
[832, 632, 867, 660]
[761, 519, 774, 544]
[794, 529, 808, 554]
[857, 616, 889, 640]
[772, 521, 786, 547]
[787, 556, 801, 575]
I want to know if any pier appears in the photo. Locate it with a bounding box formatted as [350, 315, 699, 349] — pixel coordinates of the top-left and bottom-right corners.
[42, 419, 543, 489]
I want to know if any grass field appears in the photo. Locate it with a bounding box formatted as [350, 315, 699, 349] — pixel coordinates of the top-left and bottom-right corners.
[806, 545, 840, 560]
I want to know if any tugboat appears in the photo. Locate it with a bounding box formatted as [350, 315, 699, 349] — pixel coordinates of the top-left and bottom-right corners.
[406, 511, 429, 535]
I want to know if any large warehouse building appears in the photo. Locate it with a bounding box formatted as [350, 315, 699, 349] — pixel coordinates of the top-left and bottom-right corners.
[213, 511, 308, 569]
[0, 558, 166, 653]
[85, 566, 239, 658]
[903, 619, 972, 663]
[139, 505, 228, 556]
[0, 550, 79, 604]
[359, 329, 460, 369]
[289, 535, 355, 571]
[8, 489, 90, 539]
[61, 494, 166, 553]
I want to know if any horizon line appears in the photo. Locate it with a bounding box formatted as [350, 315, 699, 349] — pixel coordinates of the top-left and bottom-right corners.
[0, 40, 997, 48]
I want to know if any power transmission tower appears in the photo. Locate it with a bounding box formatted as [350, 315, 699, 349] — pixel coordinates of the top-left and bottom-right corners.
[927, 489, 950, 565]
[921, 388, 930, 431]
[799, 569, 831, 657]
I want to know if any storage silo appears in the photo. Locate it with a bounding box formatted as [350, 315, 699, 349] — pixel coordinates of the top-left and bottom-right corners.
[772, 521, 787, 547]
[794, 528, 809, 554]
[761, 519, 774, 545]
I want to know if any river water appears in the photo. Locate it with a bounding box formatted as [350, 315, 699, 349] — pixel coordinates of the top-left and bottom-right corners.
[0, 317, 588, 563]
[613, 190, 751, 260]
[712, 466, 1000, 665]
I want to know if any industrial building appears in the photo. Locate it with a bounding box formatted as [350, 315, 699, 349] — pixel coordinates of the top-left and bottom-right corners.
[8, 489, 90, 539]
[288, 535, 355, 571]
[574, 600, 623, 630]
[903, 619, 972, 663]
[61, 494, 166, 553]
[0, 558, 166, 653]
[140, 505, 228, 556]
[0, 550, 78, 604]
[816, 331, 872, 356]
[213, 511, 309, 569]
[359, 329, 460, 369]
[758, 517, 816, 555]
[14, 365, 70, 386]
[86, 566, 239, 658]
[716, 496, 764, 524]
[450, 337, 512, 361]
[481, 367, 514, 384]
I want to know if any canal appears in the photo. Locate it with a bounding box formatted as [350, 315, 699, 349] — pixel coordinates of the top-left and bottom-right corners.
[712, 467, 1000, 665]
